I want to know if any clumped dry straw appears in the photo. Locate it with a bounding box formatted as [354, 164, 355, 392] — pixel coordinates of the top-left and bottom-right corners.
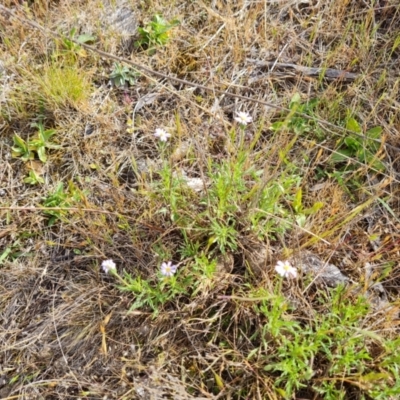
[0, 1, 400, 400]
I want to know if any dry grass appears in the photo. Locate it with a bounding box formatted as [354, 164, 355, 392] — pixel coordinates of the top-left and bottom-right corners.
[1, 0, 400, 399]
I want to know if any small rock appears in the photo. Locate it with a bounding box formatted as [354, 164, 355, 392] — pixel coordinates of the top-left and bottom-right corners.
[216, 253, 234, 274]
[290, 251, 349, 287]
[103, 0, 137, 50]
[244, 241, 271, 277]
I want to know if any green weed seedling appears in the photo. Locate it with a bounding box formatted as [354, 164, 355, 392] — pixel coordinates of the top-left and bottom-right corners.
[207, 217, 238, 253]
[270, 93, 322, 138]
[12, 121, 60, 163]
[292, 187, 324, 227]
[11, 133, 34, 161]
[331, 117, 385, 172]
[28, 121, 60, 163]
[135, 14, 180, 54]
[206, 153, 249, 220]
[24, 170, 44, 185]
[178, 232, 202, 259]
[156, 161, 195, 225]
[54, 27, 96, 61]
[318, 118, 385, 196]
[0, 239, 25, 265]
[102, 258, 189, 318]
[102, 255, 218, 317]
[247, 168, 307, 239]
[42, 181, 86, 225]
[119, 271, 187, 317]
[109, 63, 139, 87]
[188, 255, 218, 298]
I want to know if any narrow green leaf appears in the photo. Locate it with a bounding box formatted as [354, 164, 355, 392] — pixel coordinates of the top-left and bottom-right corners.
[0, 247, 12, 264]
[293, 187, 302, 213]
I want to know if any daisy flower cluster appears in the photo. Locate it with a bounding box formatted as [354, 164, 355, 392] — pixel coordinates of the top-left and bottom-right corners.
[101, 258, 178, 279]
[101, 258, 178, 278]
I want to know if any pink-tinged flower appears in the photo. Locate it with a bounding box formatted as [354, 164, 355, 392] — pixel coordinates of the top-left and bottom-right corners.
[234, 111, 252, 125]
[101, 259, 116, 274]
[154, 128, 171, 142]
[275, 260, 298, 279]
[160, 261, 177, 277]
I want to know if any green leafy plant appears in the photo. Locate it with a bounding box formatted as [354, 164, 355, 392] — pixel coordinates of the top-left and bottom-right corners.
[331, 118, 385, 171]
[109, 63, 139, 87]
[291, 187, 324, 227]
[205, 153, 249, 220]
[247, 170, 303, 238]
[12, 121, 60, 163]
[11, 134, 34, 161]
[119, 271, 187, 317]
[0, 239, 25, 265]
[102, 260, 188, 317]
[24, 170, 44, 185]
[315, 118, 385, 196]
[28, 122, 60, 163]
[54, 27, 96, 60]
[42, 181, 86, 225]
[207, 217, 238, 253]
[135, 14, 180, 53]
[270, 93, 322, 137]
[245, 283, 396, 399]
[272, 94, 385, 193]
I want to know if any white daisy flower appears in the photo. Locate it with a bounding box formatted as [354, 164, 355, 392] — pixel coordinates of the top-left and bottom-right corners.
[154, 128, 171, 142]
[160, 261, 178, 277]
[275, 260, 298, 279]
[101, 259, 116, 274]
[234, 111, 252, 125]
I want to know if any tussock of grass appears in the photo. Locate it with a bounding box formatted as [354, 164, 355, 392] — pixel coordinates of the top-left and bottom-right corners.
[1, 1, 400, 399]
[34, 63, 93, 110]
